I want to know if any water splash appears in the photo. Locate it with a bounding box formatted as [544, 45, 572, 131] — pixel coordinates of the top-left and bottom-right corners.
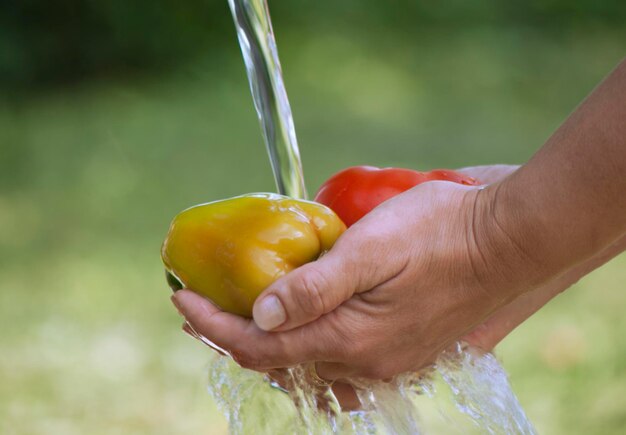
[436, 344, 536, 435]
[207, 343, 535, 434]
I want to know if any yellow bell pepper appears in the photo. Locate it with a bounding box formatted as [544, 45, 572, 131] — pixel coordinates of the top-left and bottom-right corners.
[161, 193, 346, 317]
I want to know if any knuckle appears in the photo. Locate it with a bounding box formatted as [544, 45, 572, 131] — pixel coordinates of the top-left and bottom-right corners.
[271, 334, 295, 364]
[230, 349, 263, 371]
[361, 361, 395, 380]
[293, 268, 329, 318]
[248, 334, 298, 370]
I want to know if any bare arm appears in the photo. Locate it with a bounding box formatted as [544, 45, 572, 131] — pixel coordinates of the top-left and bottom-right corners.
[173, 58, 626, 381]
[485, 59, 626, 294]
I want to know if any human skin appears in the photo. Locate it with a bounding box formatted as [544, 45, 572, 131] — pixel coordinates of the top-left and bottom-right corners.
[175, 166, 625, 410]
[176, 165, 624, 352]
[456, 166, 626, 350]
[172, 58, 626, 381]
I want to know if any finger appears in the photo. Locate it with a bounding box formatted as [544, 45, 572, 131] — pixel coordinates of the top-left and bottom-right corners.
[317, 357, 425, 382]
[331, 382, 362, 411]
[315, 361, 359, 382]
[173, 290, 332, 370]
[172, 290, 251, 353]
[267, 369, 292, 392]
[269, 369, 361, 411]
[182, 321, 228, 356]
[252, 233, 382, 331]
[182, 321, 200, 340]
[252, 219, 410, 333]
[456, 164, 520, 185]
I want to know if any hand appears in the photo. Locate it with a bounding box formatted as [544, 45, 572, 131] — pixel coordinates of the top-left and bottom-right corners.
[173, 175, 531, 381]
[173, 164, 624, 410]
[173, 58, 626, 396]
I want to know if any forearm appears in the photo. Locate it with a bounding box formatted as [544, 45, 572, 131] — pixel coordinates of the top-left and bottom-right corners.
[488, 58, 626, 291]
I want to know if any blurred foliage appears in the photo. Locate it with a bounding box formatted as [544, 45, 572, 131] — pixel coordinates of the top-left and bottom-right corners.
[0, 1, 625, 434]
[0, 0, 226, 89]
[1, 0, 626, 91]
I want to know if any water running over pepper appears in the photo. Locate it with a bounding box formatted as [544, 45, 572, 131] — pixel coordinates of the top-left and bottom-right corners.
[191, 1, 538, 433]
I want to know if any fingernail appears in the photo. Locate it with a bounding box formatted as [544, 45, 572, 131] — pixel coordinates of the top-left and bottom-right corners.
[171, 294, 186, 318]
[253, 295, 286, 331]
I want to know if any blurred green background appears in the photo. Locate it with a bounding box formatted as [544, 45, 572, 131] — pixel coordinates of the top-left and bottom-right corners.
[1, 1, 625, 434]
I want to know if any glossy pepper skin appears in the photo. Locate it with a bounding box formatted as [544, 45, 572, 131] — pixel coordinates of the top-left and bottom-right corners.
[314, 166, 478, 227]
[161, 193, 346, 317]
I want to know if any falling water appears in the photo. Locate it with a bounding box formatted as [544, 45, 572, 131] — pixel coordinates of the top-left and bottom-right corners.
[207, 343, 535, 434]
[227, 0, 307, 199]
[207, 0, 538, 433]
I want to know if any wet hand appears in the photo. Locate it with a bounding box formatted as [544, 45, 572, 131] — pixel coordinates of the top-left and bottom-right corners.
[172, 178, 527, 380]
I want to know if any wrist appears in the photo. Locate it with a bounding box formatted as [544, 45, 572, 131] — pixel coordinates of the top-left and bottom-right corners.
[472, 181, 556, 298]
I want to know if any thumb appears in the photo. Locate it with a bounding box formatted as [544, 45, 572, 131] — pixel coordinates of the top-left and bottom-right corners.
[252, 244, 365, 332]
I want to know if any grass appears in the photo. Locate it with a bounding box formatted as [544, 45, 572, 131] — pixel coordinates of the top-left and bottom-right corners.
[0, 26, 624, 434]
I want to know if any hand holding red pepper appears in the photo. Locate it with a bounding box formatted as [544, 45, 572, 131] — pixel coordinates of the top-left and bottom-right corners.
[172, 59, 626, 381]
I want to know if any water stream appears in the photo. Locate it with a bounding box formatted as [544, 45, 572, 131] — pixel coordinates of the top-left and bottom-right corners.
[227, 0, 307, 199]
[210, 1, 537, 433]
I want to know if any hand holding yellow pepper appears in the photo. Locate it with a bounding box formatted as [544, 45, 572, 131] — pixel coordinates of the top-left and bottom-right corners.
[162, 193, 346, 317]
